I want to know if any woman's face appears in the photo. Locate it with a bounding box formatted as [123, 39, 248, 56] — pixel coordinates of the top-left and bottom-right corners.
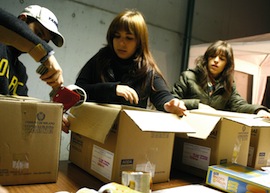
[113, 30, 137, 59]
[207, 54, 227, 78]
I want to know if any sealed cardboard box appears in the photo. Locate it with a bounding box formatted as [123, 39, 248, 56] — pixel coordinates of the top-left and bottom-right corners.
[69, 102, 195, 184]
[172, 110, 268, 178]
[0, 96, 63, 185]
[248, 124, 270, 169]
[206, 163, 270, 192]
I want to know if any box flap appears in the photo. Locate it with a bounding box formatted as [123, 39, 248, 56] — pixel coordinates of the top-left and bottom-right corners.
[190, 109, 257, 119]
[228, 117, 270, 127]
[181, 112, 221, 139]
[123, 109, 196, 133]
[191, 109, 270, 127]
[0, 95, 47, 103]
[69, 103, 121, 143]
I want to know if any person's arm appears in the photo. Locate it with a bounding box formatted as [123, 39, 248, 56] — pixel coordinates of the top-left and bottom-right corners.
[149, 73, 186, 116]
[171, 71, 200, 109]
[150, 73, 174, 111]
[228, 83, 269, 114]
[0, 8, 53, 62]
[0, 8, 63, 88]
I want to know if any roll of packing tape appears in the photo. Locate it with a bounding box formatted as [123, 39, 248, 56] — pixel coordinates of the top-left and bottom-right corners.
[66, 84, 87, 107]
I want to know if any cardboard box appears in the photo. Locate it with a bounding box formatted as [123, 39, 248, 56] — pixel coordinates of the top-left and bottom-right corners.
[0, 95, 63, 185]
[248, 125, 270, 169]
[68, 102, 195, 184]
[172, 109, 270, 178]
[206, 163, 270, 192]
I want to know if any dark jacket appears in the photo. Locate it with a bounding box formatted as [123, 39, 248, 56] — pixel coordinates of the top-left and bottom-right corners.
[0, 45, 28, 95]
[172, 69, 268, 113]
[75, 47, 174, 111]
[0, 8, 53, 96]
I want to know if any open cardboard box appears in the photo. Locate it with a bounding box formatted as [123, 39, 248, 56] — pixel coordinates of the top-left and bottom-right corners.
[0, 95, 63, 185]
[68, 102, 195, 183]
[172, 109, 270, 178]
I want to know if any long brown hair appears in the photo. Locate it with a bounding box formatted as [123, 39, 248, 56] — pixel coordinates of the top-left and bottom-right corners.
[100, 9, 166, 90]
[195, 40, 235, 96]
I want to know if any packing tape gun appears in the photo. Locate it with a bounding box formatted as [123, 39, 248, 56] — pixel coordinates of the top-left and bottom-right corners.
[36, 64, 87, 112]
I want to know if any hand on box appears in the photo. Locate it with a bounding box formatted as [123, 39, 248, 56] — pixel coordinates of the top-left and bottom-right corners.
[116, 85, 139, 104]
[164, 98, 187, 116]
[256, 109, 270, 118]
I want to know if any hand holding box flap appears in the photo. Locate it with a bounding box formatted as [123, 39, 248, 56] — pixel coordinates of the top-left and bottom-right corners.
[69, 103, 121, 143]
[124, 110, 195, 133]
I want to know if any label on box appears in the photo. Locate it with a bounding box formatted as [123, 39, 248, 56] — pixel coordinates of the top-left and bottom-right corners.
[12, 153, 30, 171]
[209, 171, 229, 190]
[120, 159, 134, 173]
[182, 142, 211, 170]
[91, 145, 114, 180]
[258, 152, 266, 165]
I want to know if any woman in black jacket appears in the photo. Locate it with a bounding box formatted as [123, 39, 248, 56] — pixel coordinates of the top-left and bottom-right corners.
[75, 9, 186, 116]
[172, 40, 270, 117]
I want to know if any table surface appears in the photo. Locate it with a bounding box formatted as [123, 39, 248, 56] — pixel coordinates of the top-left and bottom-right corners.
[3, 161, 205, 193]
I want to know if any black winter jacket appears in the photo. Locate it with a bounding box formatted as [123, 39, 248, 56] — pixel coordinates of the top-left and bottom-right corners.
[75, 47, 174, 111]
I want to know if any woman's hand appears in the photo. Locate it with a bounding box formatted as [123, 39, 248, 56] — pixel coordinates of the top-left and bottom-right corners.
[116, 85, 139, 104]
[257, 109, 270, 118]
[164, 98, 187, 117]
[40, 55, 64, 89]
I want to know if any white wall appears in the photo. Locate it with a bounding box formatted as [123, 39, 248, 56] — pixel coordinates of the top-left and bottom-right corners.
[1, 0, 187, 160]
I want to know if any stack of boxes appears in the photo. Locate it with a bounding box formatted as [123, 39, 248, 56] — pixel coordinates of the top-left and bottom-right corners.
[5, 94, 267, 189]
[68, 103, 270, 187]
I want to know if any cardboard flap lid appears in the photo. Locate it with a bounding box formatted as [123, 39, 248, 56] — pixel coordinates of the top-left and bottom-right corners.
[228, 117, 270, 127]
[69, 103, 121, 143]
[182, 112, 221, 139]
[189, 109, 257, 119]
[191, 109, 270, 127]
[123, 109, 196, 133]
[0, 95, 47, 103]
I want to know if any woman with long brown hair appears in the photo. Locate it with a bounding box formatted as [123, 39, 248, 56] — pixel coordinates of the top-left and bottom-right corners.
[75, 9, 186, 116]
[172, 40, 270, 117]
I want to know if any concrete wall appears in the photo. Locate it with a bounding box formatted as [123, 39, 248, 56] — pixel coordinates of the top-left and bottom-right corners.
[2, 0, 270, 160]
[1, 0, 187, 160]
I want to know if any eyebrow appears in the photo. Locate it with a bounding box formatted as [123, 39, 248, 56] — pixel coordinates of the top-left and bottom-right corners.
[115, 30, 134, 35]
